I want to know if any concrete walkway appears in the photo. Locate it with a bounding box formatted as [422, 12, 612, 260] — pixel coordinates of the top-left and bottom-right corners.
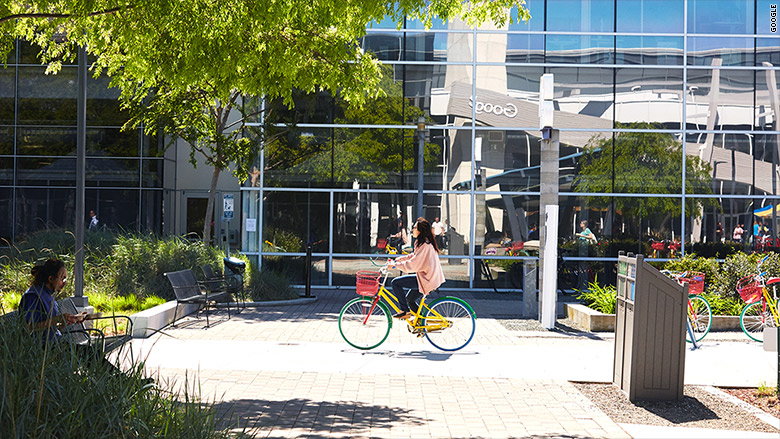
[128, 290, 780, 438]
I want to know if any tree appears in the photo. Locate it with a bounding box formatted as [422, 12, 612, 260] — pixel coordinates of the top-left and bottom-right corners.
[573, 123, 718, 235]
[1, 0, 529, 244]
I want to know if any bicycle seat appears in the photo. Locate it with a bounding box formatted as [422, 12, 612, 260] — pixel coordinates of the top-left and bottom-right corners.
[767, 277, 780, 285]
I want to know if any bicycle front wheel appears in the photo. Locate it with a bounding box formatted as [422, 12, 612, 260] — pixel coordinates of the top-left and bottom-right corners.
[338, 297, 391, 350]
[422, 297, 476, 351]
[740, 301, 777, 342]
[686, 295, 711, 343]
[369, 251, 386, 266]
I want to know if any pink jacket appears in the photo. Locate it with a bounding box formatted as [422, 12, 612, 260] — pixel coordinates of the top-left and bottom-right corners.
[393, 242, 445, 295]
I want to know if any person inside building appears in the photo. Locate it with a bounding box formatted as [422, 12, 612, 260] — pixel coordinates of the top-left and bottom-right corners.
[386, 218, 445, 320]
[431, 217, 445, 251]
[88, 210, 99, 231]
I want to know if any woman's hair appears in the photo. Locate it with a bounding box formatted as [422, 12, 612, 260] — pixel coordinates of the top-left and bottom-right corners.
[414, 217, 438, 252]
[31, 259, 65, 287]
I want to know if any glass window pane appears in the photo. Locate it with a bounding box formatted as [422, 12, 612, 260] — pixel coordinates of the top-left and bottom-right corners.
[405, 32, 472, 62]
[0, 188, 10, 242]
[509, 1, 545, 31]
[0, 156, 12, 185]
[266, 90, 333, 125]
[0, 127, 12, 155]
[402, 64, 449, 117]
[18, 66, 77, 125]
[86, 158, 140, 187]
[687, 37, 754, 66]
[545, 35, 614, 64]
[87, 74, 126, 126]
[615, 68, 683, 129]
[16, 157, 75, 186]
[688, 0, 754, 34]
[142, 159, 163, 188]
[86, 188, 139, 231]
[262, 127, 334, 188]
[616, 36, 684, 66]
[15, 188, 75, 236]
[18, 126, 75, 156]
[687, 131, 755, 195]
[265, 255, 321, 286]
[0, 68, 14, 125]
[140, 190, 162, 233]
[548, 67, 614, 127]
[617, 0, 683, 33]
[263, 191, 329, 253]
[573, 131, 688, 195]
[756, 69, 780, 130]
[686, 68, 755, 130]
[337, 65, 404, 126]
[547, 0, 614, 32]
[474, 193, 539, 251]
[758, 0, 779, 35]
[333, 192, 417, 254]
[87, 128, 139, 157]
[361, 32, 403, 61]
[756, 38, 780, 66]
[451, 129, 541, 193]
[502, 34, 545, 63]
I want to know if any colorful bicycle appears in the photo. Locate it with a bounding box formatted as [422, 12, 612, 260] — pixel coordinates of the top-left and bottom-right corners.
[660, 270, 712, 343]
[369, 238, 412, 266]
[338, 268, 476, 351]
[737, 255, 780, 342]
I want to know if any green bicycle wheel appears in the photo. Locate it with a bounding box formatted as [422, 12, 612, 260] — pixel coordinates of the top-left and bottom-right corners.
[369, 251, 387, 266]
[686, 295, 711, 343]
[422, 297, 476, 351]
[740, 301, 777, 342]
[338, 297, 392, 349]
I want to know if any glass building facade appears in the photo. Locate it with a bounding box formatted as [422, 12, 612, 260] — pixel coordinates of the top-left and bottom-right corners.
[0, 42, 165, 241]
[241, 0, 780, 291]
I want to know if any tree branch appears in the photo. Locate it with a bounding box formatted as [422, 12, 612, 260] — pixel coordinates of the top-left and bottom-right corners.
[0, 6, 128, 25]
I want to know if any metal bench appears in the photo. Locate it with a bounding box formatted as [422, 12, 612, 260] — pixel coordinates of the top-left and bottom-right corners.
[201, 264, 246, 312]
[57, 297, 134, 362]
[164, 269, 231, 327]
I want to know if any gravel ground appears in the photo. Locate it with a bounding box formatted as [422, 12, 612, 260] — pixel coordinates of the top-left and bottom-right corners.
[574, 383, 779, 433]
[721, 387, 780, 419]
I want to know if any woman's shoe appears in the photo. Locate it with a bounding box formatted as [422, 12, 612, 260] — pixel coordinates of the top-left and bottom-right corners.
[393, 311, 411, 319]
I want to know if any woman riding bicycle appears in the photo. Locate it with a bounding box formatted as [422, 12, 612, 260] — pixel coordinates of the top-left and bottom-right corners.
[385, 217, 445, 320]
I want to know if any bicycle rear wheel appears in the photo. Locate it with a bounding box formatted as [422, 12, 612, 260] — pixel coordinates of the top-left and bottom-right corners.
[338, 297, 391, 349]
[740, 301, 777, 342]
[422, 297, 476, 351]
[686, 295, 711, 343]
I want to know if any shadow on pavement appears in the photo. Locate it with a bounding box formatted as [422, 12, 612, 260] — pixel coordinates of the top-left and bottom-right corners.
[635, 396, 719, 423]
[211, 397, 428, 436]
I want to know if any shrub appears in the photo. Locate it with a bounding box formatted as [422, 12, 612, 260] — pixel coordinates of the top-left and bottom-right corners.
[700, 292, 744, 316]
[690, 241, 744, 258]
[662, 254, 720, 292]
[576, 278, 617, 314]
[247, 268, 299, 301]
[263, 228, 303, 253]
[0, 315, 241, 438]
[710, 252, 780, 299]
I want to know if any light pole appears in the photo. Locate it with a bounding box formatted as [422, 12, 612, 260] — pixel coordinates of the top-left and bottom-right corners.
[538, 73, 559, 330]
[416, 117, 427, 221]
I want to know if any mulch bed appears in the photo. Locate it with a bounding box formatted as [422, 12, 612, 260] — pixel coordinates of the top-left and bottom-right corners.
[573, 382, 779, 433]
[719, 387, 780, 420]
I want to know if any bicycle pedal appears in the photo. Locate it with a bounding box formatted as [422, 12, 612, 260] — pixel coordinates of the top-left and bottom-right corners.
[416, 332, 426, 338]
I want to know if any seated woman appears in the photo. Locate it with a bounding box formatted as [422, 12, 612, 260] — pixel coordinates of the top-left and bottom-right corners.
[19, 259, 152, 383]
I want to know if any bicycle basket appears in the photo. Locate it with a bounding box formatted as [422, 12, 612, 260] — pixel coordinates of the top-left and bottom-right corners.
[376, 238, 387, 250]
[737, 275, 762, 303]
[356, 271, 381, 296]
[679, 271, 704, 295]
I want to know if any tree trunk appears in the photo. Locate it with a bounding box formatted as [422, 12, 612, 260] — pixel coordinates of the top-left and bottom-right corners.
[203, 165, 221, 244]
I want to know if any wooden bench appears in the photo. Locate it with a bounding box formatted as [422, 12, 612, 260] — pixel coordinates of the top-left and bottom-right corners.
[164, 269, 231, 327]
